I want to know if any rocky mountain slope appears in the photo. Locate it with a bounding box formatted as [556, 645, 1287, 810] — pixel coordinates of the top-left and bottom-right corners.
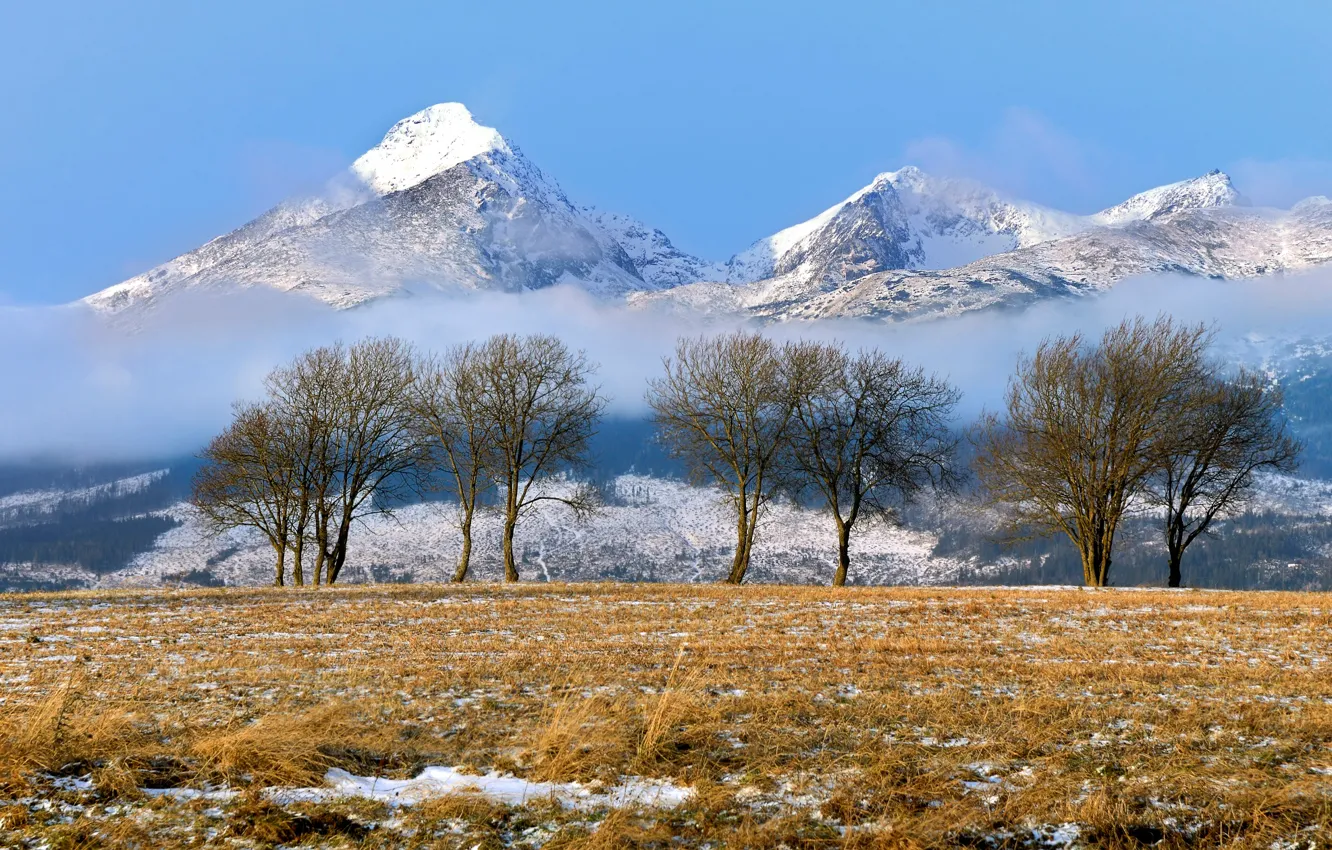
[82, 103, 1332, 323]
[85, 104, 688, 315]
[631, 170, 1332, 320]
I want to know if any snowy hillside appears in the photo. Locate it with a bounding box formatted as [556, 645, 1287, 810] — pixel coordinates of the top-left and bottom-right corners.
[105, 475, 966, 588]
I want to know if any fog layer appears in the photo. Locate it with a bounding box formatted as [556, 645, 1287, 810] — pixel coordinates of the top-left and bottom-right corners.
[5, 271, 1332, 461]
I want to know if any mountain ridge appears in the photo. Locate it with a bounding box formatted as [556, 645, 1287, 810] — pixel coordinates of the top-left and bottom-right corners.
[81, 102, 1331, 323]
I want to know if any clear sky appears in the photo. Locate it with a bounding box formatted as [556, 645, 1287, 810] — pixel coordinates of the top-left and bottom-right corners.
[3, 0, 1330, 304]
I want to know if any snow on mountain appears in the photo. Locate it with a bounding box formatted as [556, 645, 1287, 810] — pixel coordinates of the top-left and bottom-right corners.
[723, 167, 1092, 289]
[0, 469, 170, 524]
[77, 100, 1332, 325]
[1090, 169, 1241, 225]
[632, 169, 1331, 322]
[585, 209, 726, 288]
[349, 103, 509, 195]
[83, 104, 683, 316]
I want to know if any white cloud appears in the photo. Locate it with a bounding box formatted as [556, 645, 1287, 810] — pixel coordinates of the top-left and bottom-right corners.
[902, 108, 1109, 211]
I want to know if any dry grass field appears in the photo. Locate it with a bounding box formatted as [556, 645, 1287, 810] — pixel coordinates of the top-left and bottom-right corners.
[0, 583, 1329, 848]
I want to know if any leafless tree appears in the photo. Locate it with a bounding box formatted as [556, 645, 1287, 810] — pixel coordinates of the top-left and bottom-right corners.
[411, 344, 498, 581]
[972, 317, 1209, 587]
[786, 343, 961, 586]
[220, 338, 421, 587]
[193, 402, 300, 586]
[263, 344, 344, 586]
[314, 337, 421, 585]
[647, 331, 801, 584]
[1148, 367, 1301, 587]
[472, 334, 605, 581]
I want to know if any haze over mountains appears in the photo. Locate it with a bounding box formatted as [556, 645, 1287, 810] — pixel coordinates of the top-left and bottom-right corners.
[83, 103, 1332, 323]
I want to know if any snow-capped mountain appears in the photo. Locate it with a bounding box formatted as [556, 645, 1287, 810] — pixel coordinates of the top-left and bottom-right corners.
[85, 104, 705, 315]
[688, 193, 1332, 322]
[722, 166, 1090, 287]
[631, 169, 1293, 320]
[81, 102, 1332, 323]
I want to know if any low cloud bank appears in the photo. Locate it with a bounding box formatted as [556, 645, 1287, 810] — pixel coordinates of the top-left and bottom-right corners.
[5, 271, 1332, 461]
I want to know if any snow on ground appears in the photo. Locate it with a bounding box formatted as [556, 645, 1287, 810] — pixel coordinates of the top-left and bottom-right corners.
[106, 474, 966, 588]
[274, 767, 692, 809]
[137, 767, 692, 810]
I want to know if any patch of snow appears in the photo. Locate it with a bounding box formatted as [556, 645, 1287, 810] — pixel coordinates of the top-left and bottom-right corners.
[274, 767, 693, 810]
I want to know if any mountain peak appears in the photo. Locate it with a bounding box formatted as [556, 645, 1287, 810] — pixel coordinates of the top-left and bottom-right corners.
[350, 103, 509, 195]
[1094, 170, 1239, 225]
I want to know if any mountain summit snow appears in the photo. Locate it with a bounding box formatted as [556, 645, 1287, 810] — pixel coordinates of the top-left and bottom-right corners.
[349, 103, 509, 195]
[81, 104, 1332, 322]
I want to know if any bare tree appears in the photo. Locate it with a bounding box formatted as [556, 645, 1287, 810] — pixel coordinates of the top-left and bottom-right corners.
[647, 332, 800, 584]
[260, 338, 421, 586]
[412, 344, 498, 582]
[192, 403, 300, 586]
[972, 317, 1209, 587]
[786, 343, 961, 586]
[264, 344, 344, 586]
[317, 338, 421, 585]
[1149, 368, 1301, 587]
[472, 334, 605, 582]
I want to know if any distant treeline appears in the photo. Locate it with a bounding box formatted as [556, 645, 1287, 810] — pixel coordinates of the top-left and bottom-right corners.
[940, 511, 1332, 591]
[0, 515, 181, 575]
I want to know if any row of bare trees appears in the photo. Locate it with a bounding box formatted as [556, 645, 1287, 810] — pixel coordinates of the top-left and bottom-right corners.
[195, 317, 1298, 589]
[648, 332, 961, 585]
[194, 330, 961, 587]
[973, 316, 1300, 588]
[194, 335, 603, 586]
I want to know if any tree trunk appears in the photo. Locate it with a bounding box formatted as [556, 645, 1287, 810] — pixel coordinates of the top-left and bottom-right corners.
[502, 511, 520, 582]
[726, 541, 749, 584]
[454, 504, 474, 582]
[273, 542, 286, 587]
[292, 534, 305, 587]
[1166, 516, 1185, 588]
[328, 538, 348, 585]
[292, 502, 308, 587]
[726, 505, 750, 584]
[312, 514, 327, 586]
[500, 478, 521, 582]
[313, 539, 325, 587]
[1080, 529, 1113, 588]
[327, 514, 353, 585]
[833, 519, 851, 587]
[1081, 549, 1107, 588]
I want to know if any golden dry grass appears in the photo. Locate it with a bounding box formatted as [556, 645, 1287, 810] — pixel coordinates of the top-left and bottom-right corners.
[0, 582, 1328, 848]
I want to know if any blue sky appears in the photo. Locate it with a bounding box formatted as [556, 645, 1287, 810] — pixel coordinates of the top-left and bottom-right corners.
[3, 0, 1330, 304]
